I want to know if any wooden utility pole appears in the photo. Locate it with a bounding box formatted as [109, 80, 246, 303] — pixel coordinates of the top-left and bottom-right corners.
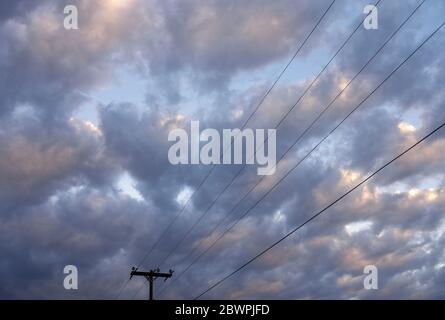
[130, 267, 173, 300]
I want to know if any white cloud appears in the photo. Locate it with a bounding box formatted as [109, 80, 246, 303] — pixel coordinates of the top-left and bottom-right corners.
[345, 220, 373, 236]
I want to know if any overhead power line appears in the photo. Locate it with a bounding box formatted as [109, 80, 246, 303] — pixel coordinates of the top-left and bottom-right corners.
[126, 0, 338, 300]
[135, 0, 336, 270]
[158, 0, 417, 294]
[160, 13, 441, 298]
[155, 0, 383, 270]
[195, 119, 445, 299]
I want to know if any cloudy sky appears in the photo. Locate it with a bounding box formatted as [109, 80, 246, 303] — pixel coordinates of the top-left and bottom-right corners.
[0, 0, 445, 299]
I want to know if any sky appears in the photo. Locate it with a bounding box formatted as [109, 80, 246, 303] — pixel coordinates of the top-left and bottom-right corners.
[0, 0, 445, 299]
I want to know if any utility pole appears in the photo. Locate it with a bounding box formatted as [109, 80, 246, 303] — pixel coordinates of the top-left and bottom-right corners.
[130, 267, 173, 300]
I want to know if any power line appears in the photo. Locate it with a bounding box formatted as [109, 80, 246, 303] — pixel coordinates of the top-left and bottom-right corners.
[115, 277, 131, 300]
[238, 0, 337, 129]
[155, 0, 383, 270]
[151, 0, 337, 268]
[127, 0, 337, 299]
[135, 0, 336, 270]
[194, 119, 445, 299]
[157, 0, 403, 294]
[160, 14, 441, 298]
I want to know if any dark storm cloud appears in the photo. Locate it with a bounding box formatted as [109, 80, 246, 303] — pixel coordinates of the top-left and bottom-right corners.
[0, 188, 161, 299]
[0, 0, 144, 118]
[136, 0, 346, 102]
[99, 103, 208, 213]
[0, 113, 119, 215]
[0, 0, 43, 21]
[149, 0, 332, 73]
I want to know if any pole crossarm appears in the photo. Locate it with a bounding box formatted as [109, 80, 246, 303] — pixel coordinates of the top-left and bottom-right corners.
[130, 270, 173, 279]
[129, 267, 174, 300]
